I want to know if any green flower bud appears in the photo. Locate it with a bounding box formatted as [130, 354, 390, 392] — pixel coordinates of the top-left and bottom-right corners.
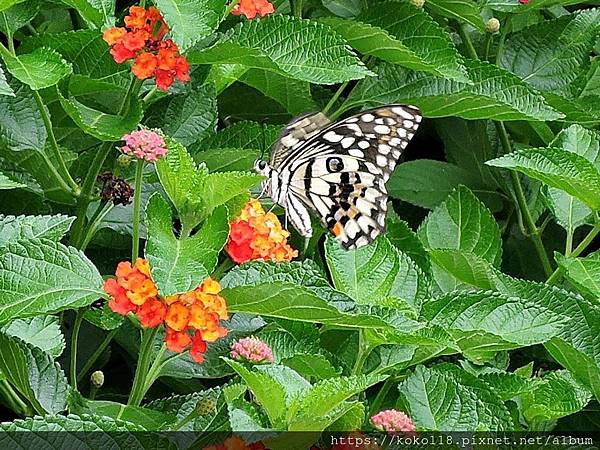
[410, 0, 425, 8]
[90, 370, 104, 389]
[486, 18, 500, 33]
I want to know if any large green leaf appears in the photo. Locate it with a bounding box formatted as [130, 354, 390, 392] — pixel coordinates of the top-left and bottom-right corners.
[0, 63, 13, 96]
[386, 215, 431, 276]
[0, 0, 26, 12]
[145, 193, 228, 296]
[60, 0, 115, 28]
[0, 171, 24, 189]
[487, 147, 600, 210]
[145, 85, 217, 147]
[74, 399, 176, 429]
[0, 239, 103, 324]
[1, 315, 65, 358]
[1, 47, 72, 90]
[193, 120, 280, 154]
[418, 186, 502, 266]
[325, 235, 429, 313]
[345, 60, 562, 121]
[500, 10, 600, 93]
[0, 332, 68, 414]
[357, 1, 469, 82]
[425, 0, 484, 31]
[397, 364, 513, 430]
[188, 15, 372, 84]
[556, 251, 600, 299]
[545, 125, 600, 232]
[484, 0, 592, 11]
[155, 0, 225, 51]
[0, 214, 74, 245]
[421, 290, 567, 362]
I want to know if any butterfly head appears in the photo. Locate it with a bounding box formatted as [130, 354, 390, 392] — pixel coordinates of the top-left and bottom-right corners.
[254, 159, 271, 177]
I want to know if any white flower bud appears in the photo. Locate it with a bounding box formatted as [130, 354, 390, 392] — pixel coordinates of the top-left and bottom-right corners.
[486, 18, 500, 33]
[90, 370, 104, 389]
[410, 0, 425, 8]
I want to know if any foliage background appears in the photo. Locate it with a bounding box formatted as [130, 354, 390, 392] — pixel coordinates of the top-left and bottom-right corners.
[0, 0, 599, 446]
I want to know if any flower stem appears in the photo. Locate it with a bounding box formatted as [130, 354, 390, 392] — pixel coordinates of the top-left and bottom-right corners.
[0, 380, 32, 416]
[128, 326, 160, 406]
[457, 23, 479, 60]
[76, 328, 118, 384]
[351, 330, 373, 376]
[69, 309, 85, 391]
[322, 82, 349, 117]
[495, 121, 553, 277]
[290, 0, 303, 18]
[132, 160, 146, 261]
[222, 0, 240, 19]
[79, 202, 114, 250]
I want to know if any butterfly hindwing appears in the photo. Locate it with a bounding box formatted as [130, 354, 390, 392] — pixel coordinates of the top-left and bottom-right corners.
[269, 105, 422, 249]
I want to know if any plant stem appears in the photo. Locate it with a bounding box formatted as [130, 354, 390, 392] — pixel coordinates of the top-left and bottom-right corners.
[482, 33, 493, 61]
[131, 160, 145, 261]
[222, 0, 240, 19]
[79, 202, 114, 250]
[2, 14, 15, 54]
[0, 380, 32, 416]
[457, 23, 479, 60]
[141, 344, 167, 394]
[546, 222, 600, 285]
[322, 82, 349, 116]
[69, 309, 85, 391]
[351, 331, 373, 376]
[495, 17, 511, 66]
[34, 89, 79, 191]
[128, 326, 160, 406]
[369, 377, 395, 416]
[290, 0, 303, 18]
[495, 121, 553, 277]
[77, 328, 118, 384]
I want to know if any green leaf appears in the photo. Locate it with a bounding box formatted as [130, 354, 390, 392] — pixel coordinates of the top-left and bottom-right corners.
[421, 290, 567, 362]
[0, 214, 74, 245]
[479, 371, 535, 401]
[145, 193, 228, 296]
[0, 332, 68, 414]
[197, 147, 261, 173]
[556, 251, 600, 299]
[398, 364, 513, 430]
[188, 15, 372, 84]
[193, 120, 280, 154]
[1, 315, 65, 358]
[322, 0, 362, 17]
[0, 1, 40, 36]
[357, 1, 469, 82]
[543, 92, 600, 126]
[545, 125, 600, 232]
[521, 370, 591, 422]
[58, 91, 143, 141]
[418, 185, 502, 266]
[1, 47, 72, 90]
[75, 399, 176, 429]
[0, 414, 177, 447]
[60, 0, 115, 28]
[500, 10, 600, 93]
[0, 239, 104, 324]
[155, 0, 224, 51]
[487, 147, 600, 210]
[484, 0, 591, 11]
[0, 171, 23, 189]
[0, 63, 13, 96]
[388, 159, 500, 209]
[325, 235, 429, 313]
[319, 17, 466, 80]
[346, 60, 562, 121]
[427, 249, 500, 292]
[0, 0, 26, 12]
[144, 85, 217, 147]
[425, 0, 485, 31]
[386, 215, 432, 276]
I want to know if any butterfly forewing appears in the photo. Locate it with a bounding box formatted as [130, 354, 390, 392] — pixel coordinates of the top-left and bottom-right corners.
[269, 105, 422, 249]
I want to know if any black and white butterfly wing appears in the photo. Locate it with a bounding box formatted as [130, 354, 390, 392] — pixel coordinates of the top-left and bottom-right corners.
[270, 105, 422, 249]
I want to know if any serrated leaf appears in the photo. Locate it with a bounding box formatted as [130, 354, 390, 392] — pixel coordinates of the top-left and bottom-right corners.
[1, 46, 72, 90]
[145, 85, 217, 147]
[428, 249, 499, 292]
[0, 239, 104, 324]
[0, 63, 13, 96]
[388, 159, 501, 210]
[0, 214, 74, 245]
[58, 90, 143, 141]
[155, 0, 224, 51]
[1, 315, 65, 358]
[544, 91, 600, 126]
[0, 1, 40, 36]
[60, 0, 115, 28]
[398, 364, 513, 430]
[545, 125, 600, 232]
[500, 9, 600, 93]
[487, 147, 600, 210]
[479, 371, 535, 401]
[556, 251, 600, 299]
[425, 0, 485, 31]
[418, 185, 502, 266]
[188, 15, 372, 84]
[386, 215, 432, 276]
[421, 290, 567, 362]
[0, 171, 23, 189]
[0, 0, 26, 12]
[346, 60, 562, 121]
[75, 399, 177, 429]
[325, 235, 429, 313]
[484, 0, 590, 11]
[0, 332, 68, 414]
[197, 147, 261, 173]
[357, 1, 469, 82]
[193, 120, 280, 154]
[145, 193, 228, 296]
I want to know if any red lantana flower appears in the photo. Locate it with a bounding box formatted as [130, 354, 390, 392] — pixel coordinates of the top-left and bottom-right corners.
[231, 0, 275, 19]
[102, 5, 190, 91]
[103, 260, 228, 364]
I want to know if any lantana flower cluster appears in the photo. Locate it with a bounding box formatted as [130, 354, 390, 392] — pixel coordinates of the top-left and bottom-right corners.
[103, 258, 228, 363]
[226, 199, 298, 264]
[121, 128, 167, 162]
[371, 409, 416, 433]
[231, 0, 275, 19]
[230, 336, 274, 363]
[102, 6, 190, 90]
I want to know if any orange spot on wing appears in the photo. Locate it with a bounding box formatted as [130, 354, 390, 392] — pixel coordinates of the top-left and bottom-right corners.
[331, 222, 343, 237]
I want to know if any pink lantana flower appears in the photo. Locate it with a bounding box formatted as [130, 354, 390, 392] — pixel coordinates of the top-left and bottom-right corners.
[230, 336, 274, 363]
[371, 409, 416, 433]
[121, 128, 167, 162]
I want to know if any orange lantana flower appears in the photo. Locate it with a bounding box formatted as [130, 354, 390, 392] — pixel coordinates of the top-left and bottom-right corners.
[231, 0, 275, 19]
[226, 199, 298, 264]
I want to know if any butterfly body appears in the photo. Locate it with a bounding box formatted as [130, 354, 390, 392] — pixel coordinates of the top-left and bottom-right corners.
[255, 105, 422, 249]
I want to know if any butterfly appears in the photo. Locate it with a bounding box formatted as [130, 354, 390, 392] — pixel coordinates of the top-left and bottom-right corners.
[254, 105, 422, 249]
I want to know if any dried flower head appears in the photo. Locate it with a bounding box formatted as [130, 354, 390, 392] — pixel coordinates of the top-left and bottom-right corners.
[230, 336, 274, 363]
[371, 409, 416, 433]
[102, 5, 189, 90]
[90, 370, 105, 388]
[231, 0, 275, 19]
[98, 172, 134, 206]
[121, 129, 167, 162]
[226, 199, 298, 264]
